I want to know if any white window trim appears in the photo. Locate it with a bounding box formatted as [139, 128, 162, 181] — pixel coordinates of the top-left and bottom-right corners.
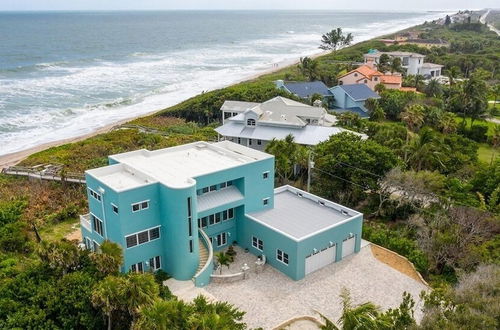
[125, 225, 161, 249]
[149, 256, 161, 270]
[228, 208, 234, 219]
[252, 236, 263, 251]
[93, 240, 101, 253]
[132, 200, 150, 213]
[88, 188, 101, 201]
[263, 197, 270, 206]
[217, 232, 227, 247]
[263, 171, 270, 179]
[90, 212, 104, 237]
[276, 249, 289, 266]
[111, 203, 119, 214]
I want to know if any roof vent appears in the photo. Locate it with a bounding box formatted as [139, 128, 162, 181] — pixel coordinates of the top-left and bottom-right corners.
[318, 201, 325, 206]
[341, 210, 349, 216]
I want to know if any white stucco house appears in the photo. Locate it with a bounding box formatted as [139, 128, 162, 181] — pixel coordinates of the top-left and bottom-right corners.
[364, 50, 443, 78]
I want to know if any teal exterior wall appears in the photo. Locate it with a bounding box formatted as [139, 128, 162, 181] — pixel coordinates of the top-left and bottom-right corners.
[330, 86, 369, 112]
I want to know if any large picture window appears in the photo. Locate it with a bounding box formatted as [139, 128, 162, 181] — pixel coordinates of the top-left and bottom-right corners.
[125, 227, 160, 248]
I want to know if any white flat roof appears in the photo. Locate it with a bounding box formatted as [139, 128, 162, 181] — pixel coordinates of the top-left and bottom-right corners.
[86, 141, 272, 190]
[248, 185, 362, 241]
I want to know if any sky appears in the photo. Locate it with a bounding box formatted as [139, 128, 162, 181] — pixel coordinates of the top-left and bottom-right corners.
[0, 0, 498, 11]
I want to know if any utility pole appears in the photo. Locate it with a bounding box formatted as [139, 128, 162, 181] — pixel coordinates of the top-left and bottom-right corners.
[307, 150, 314, 192]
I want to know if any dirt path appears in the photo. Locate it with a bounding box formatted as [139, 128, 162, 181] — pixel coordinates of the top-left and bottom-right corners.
[370, 244, 427, 285]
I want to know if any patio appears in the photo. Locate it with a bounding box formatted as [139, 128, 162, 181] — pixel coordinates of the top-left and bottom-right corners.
[205, 244, 429, 329]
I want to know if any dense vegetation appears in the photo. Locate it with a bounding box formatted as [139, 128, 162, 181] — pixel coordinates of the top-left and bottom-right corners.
[1, 14, 498, 329]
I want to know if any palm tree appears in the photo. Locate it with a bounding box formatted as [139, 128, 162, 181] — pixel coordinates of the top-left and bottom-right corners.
[191, 296, 246, 330]
[92, 276, 126, 330]
[425, 79, 443, 98]
[449, 74, 488, 127]
[400, 104, 425, 132]
[377, 54, 391, 73]
[438, 112, 458, 134]
[91, 240, 123, 275]
[215, 252, 232, 274]
[390, 57, 403, 74]
[406, 128, 448, 171]
[133, 299, 192, 330]
[125, 272, 159, 316]
[445, 66, 461, 86]
[319, 28, 353, 52]
[318, 289, 389, 330]
[298, 57, 319, 81]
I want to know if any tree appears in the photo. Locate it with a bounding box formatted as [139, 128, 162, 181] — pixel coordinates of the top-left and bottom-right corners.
[298, 57, 319, 81]
[319, 28, 353, 52]
[491, 83, 500, 110]
[444, 15, 452, 26]
[438, 112, 457, 134]
[406, 128, 448, 171]
[389, 57, 403, 74]
[92, 276, 126, 330]
[445, 66, 461, 86]
[91, 240, 124, 276]
[265, 134, 307, 184]
[37, 240, 84, 275]
[400, 104, 425, 132]
[448, 72, 488, 126]
[125, 272, 159, 316]
[425, 79, 443, 98]
[377, 54, 391, 73]
[215, 252, 232, 274]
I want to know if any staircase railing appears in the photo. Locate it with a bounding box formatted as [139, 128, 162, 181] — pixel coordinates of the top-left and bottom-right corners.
[193, 228, 214, 287]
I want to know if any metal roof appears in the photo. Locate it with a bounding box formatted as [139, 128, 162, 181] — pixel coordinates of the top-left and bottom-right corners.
[220, 100, 260, 113]
[197, 186, 244, 213]
[330, 107, 370, 118]
[248, 185, 361, 241]
[283, 81, 333, 98]
[215, 121, 366, 146]
[334, 84, 380, 101]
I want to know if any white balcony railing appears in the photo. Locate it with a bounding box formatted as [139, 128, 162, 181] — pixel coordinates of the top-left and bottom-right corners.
[80, 213, 92, 231]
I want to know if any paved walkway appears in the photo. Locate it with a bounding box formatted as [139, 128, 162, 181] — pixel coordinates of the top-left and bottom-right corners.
[204, 245, 428, 329]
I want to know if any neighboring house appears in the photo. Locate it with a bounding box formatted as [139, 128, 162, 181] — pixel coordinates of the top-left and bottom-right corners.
[337, 65, 402, 91]
[364, 50, 443, 78]
[275, 80, 334, 107]
[329, 84, 380, 118]
[216, 96, 365, 150]
[80, 141, 363, 286]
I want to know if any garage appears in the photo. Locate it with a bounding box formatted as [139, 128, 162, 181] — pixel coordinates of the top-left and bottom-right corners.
[305, 245, 336, 275]
[342, 236, 355, 258]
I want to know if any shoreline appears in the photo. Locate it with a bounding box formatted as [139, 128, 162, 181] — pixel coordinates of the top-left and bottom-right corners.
[0, 13, 447, 169]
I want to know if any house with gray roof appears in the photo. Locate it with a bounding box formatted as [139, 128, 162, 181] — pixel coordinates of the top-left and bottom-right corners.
[216, 96, 365, 150]
[329, 84, 380, 118]
[275, 80, 334, 107]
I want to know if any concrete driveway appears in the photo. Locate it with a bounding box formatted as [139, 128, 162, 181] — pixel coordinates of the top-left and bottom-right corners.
[204, 244, 428, 329]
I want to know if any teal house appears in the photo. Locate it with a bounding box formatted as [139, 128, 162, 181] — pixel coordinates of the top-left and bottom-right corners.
[329, 84, 380, 118]
[80, 141, 363, 286]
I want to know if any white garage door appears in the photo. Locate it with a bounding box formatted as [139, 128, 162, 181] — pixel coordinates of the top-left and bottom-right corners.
[342, 237, 356, 258]
[305, 245, 336, 275]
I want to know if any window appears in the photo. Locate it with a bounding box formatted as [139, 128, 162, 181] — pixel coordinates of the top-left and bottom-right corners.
[226, 181, 233, 187]
[247, 118, 256, 126]
[249, 139, 252, 145]
[263, 171, 269, 179]
[202, 187, 209, 194]
[263, 198, 269, 206]
[132, 200, 149, 212]
[189, 240, 193, 253]
[131, 262, 144, 273]
[277, 249, 289, 265]
[209, 185, 217, 192]
[92, 214, 104, 236]
[111, 204, 119, 214]
[339, 80, 343, 85]
[149, 256, 161, 270]
[364, 80, 368, 84]
[216, 233, 227, 247]
[220, 182, 227, 189]
[252, 236, 263, 251]
[374, 77, 378, 81]
[149, 227, 160, 240]
[201, 217, 208, 228]
[188, 218, 192, 236]
[85, 237, 92, 250]
[222, 210, 228, 221]
[125, 226, 160, 248]
[237, 138, 241, 144]
[215, 213, 221, 224]
[228, 208, 234, 219]
[187, 197, 192, 217]
[257, 140, 262, 145]
[89, 188, 101, 201]
[224, 112, 232, 119]
[209, 214, 215, 225]
[232, 112, 238, 117]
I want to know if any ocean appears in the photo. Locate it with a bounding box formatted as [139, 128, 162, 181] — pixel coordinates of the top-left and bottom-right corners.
[0, 10, 446, 156]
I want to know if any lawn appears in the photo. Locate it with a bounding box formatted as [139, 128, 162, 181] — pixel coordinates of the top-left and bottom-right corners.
[453, 115, 498, 136]
[39, 218, 80, 242]
[478, 143, 498, 163]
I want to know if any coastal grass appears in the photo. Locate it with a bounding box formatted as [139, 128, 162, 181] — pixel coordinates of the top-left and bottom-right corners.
[39, 218, 79, 242]
[478, 143, 498, 163]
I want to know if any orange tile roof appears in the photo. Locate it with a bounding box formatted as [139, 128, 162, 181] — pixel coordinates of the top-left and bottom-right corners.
[338, 65, 379, 79]
[380, 75, 402, 84]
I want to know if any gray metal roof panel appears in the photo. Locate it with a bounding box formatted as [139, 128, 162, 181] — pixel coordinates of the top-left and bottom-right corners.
[196, 186, 244, 213]
[337, 84, 380, 101]
[283, 81, 333, 98]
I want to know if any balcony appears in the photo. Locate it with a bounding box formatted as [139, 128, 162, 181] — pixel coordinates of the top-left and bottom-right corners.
[197, 186, 244, 213]
[80, 213, 91, 232]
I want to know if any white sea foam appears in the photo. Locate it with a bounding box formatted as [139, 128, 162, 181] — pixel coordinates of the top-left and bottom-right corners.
[0, 11, 449, 156]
